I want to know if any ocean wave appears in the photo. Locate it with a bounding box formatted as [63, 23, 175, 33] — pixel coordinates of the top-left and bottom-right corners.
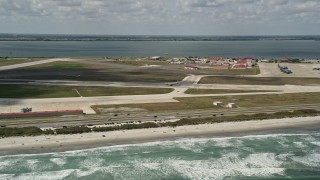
[310, 142, 320, 147]
[8, 169, 76, 180]
[75, 167, 102, 178]
[293, 142, 306, 148]
[1, 131, 319, 180]
[289, 154, 320, 167]
[0, 174, 14, 180]
[166, 153, 285, 180]
[49, 132, 320, 156]
[49, 158, 66, 166]
[0, 160, 17, 171]
[25, 160, 40, 171]
[80, 157, 104, 169]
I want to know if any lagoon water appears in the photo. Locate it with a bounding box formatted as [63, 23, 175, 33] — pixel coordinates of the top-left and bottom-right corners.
[1, 40, 320, 58]
[1, 132, 320, 180]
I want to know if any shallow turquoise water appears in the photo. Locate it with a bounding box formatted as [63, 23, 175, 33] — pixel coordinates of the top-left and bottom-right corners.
[0, 132, 320, 180]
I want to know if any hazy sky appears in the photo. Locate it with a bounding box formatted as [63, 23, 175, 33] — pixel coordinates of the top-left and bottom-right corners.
[0, 0, 319, 35]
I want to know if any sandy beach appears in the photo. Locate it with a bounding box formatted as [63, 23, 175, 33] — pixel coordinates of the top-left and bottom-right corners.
[1, 116, 320, 156]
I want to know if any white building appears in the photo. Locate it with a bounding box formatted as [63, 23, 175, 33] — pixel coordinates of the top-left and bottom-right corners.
[150, 56, 161, 60]
[213, 101, 224, 107]
[226, 103, 238, 108]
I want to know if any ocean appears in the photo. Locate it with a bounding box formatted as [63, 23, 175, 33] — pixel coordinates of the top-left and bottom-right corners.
[1, 132, 319, 180]
[1, 40, 320, 59]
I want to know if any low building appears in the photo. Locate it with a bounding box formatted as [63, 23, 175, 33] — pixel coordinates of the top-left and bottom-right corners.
[150, 56, 161, 60]
[170, 61, 184, 64]
[277, 57, 291, 63]
[184, 66, 199, 70]
[260, 59, 270, 63]
[305, 59, 320, 64]
[226, 103, 238, 108]
[313, 65, 320, 70]
[213, 101, 224, 107]
[237, 57, 254, 68]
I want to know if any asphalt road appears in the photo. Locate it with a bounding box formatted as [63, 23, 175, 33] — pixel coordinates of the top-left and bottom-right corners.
[1, 103, 320, 128]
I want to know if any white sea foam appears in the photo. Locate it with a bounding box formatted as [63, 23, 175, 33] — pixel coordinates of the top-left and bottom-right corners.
[80, 157, 104, 169]
[25, 159, 40, 171]
[75, 167, 101, 178]
[290, 154, 320, 167]
[214, 139, 243, 148]
[0, 160, 16, 171]
[12, 169, 76, 180]
[132, 159, 177, 179]
[47, 133, 315, 157]
[141, 162, 161, 170]
[50, 158, 66, 166]
[0, 174, 14, 180]
[277, 153, 295, 161]
[166, 153, 285, 180]
[310, 142, 320, 146]
[293, 142, 307, 148]
[173, 140, 206, 152]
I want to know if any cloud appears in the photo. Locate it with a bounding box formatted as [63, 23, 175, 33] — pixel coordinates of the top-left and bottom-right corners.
[0, 0, 319, 35]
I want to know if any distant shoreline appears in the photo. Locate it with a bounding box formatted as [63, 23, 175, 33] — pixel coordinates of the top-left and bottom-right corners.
[0, 116, 319, 156]
[1, 34, 320, 42]
[0, 39, 318, 42]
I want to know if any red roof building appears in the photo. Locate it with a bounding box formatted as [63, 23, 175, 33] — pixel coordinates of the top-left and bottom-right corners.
[232, 64, 247, 69]
[211, 65, 229, 69]
[208, 57, 223, 61]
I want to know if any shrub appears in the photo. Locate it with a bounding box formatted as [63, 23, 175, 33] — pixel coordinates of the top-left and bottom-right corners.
[0, 127, 43, 137]
[93, 126, 121, 132]
[55, 126, 91, 134]
[43, 129, 55, 135]
[121, 122, 159, 130]
[294, 109, 318, 114]
[93, 122, 159, 132]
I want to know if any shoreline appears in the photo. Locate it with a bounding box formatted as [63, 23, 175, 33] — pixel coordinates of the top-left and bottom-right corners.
[1, 116, 320, 156]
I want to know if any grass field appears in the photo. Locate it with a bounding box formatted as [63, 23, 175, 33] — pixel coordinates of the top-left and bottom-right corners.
[175, 93, 320, 108]
[185, 89, 277, 94]
[14, 71, 185, 83]
[199, 76, 320, 85]
[92, 92, 320, 113]
[0, 61, 185, 83]
[0, 85, 173, 98]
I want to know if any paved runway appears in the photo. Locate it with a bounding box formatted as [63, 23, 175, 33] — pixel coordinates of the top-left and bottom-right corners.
[0, 58, 69, 71]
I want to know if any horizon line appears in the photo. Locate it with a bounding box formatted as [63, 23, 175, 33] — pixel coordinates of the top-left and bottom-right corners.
[1, 33, 320, 37]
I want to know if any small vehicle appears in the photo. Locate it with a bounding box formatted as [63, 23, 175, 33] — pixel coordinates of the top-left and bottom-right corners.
[284, 69, 293, 74]
[21, 107, 32, 113]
